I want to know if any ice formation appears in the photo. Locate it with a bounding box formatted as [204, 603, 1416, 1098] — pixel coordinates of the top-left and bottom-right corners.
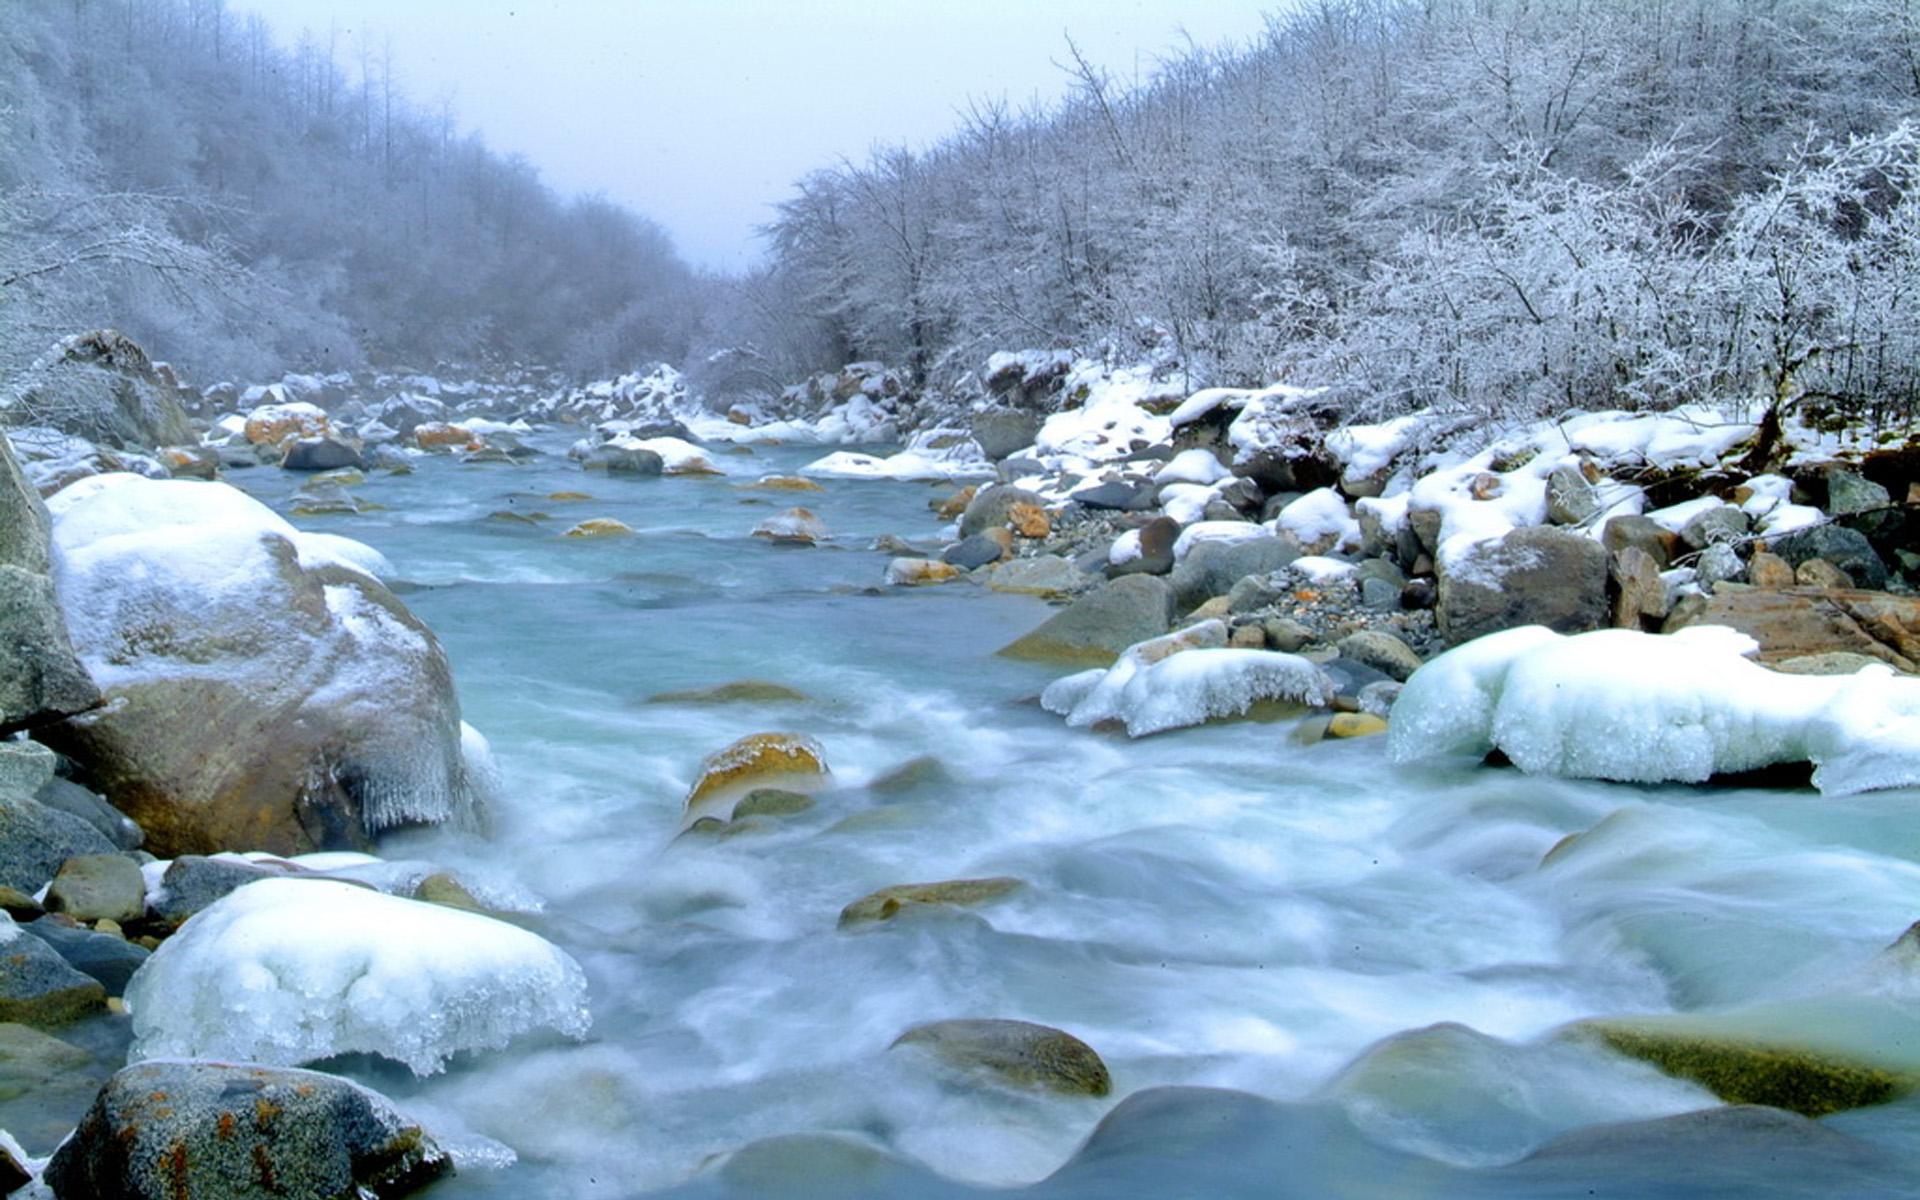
[125, 878, 591, 1075]
[1388, 625, 1920, 795]
[1043, 621, 1334, 736]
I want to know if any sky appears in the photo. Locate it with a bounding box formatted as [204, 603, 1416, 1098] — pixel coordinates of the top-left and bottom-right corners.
[242, 1, 1278, 271]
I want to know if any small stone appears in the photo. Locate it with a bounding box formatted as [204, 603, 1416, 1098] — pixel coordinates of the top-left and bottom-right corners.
[998, 574, 1177, 665]
[1106, 515, 1180, 578]
[1360, 576, 1401, 612]
[943, 533, 1008, 569]
[1327, 712, 1389, 739]
[1189, 596, 1232, 621]
[933, 486, 976, 520]
[1226, 573, 1288, 614]
[885, 558, 963, 587]
[19, 920, 149, 995]
[1695, 543, 1745, 588]
[147, 856, 283, 928]
[0, 919, 106, 1027]
[562, 517, 633, 538]
[1228, 623, 1266, 649]
[1603, 515, 1678, 569]
[1680, 505, 1749, 551]
[1771, 651, 1883, 675]
[1263, 617, 1314, 653]
[891, 1019, 1111, 1096]
[839, 878, 1024, 927]
[732, 789, 814, 819]
[43, 855, 145, 924]
[1796, 558, 1854, 589]
[744, 475, 824, 494]
[1007, 502, 1051, 538]
[687, 733, 828, 815]
[1611, 546, 1668, 627]
[548, 491, 592, 501]
[0, 888, 41, 921]
[414, 872, 483, 913]
[1356, 681, 1402, 719]
[752, 507, 826, 546]
[960, 485, 1044, 537]
[1748, 551, 1797, 589]
[1769, 525, 1888, 590]
[1546, 464, 1601, 526]
[1335, 631, 1423, 682]
[1826, 468, 1891, 517]
[0, 743, 56, 797]
[646, 680, 811, 705]
[988, 555, 1089, 599]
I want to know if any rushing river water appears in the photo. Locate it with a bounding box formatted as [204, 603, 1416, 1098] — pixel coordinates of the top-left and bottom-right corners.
[217, 437, 1920, 1200]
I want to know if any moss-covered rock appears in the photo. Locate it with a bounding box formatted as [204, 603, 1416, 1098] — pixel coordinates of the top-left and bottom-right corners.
[1572, 1020, 1910, 1117]
[891, 1018, 1111, 1096]
[839, 877, 1023, 927]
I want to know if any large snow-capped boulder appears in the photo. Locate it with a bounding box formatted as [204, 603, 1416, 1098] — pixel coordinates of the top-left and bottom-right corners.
[1665, 587, 1920, 673]
[4, 330, 194, 451]
[0, 433, 99, 731]
[40, 473, 477, 856]
[44, 1061, 451, 1200]
[126, 877, 591, 1074]
[1436, 525, 1609, 647]
[1388, 624, 1920, 796]
[1041, 620, 1333, 736]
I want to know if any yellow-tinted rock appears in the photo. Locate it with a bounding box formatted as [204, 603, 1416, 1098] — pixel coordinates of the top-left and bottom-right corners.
[687, 732, 828, 812]
[414, 422, 480, 451]
[415, 872, 485, 913]
[934, 487, 977, 520]
[548, 491, 593, 502]
[840, 877, 1024, 927]
[1574, 1019, 1910, 1117]
[745, 475, 824, 493]
[647, 680, 812, 705]
[885, 558, 963, 586]
[563, 518, 633, 538]
[892, 1019, 1111, 1096]
[244, 408, 329, 446]
[1327, 712, 1388, 739]
[1008, 502, 1051, 538]
[753, 507, 826, 545]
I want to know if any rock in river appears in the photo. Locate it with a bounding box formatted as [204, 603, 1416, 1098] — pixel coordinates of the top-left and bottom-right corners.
[891, 1018, 1112, 1096]
[998, 574, 1176, 665]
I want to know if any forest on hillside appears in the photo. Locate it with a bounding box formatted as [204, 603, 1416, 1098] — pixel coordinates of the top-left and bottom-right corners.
[4, 0, 1920, 433]
[0, 0, 702, 385]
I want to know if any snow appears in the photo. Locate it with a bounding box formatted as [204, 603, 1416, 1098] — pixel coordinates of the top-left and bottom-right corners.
[1159, 481, 1224, 526]
[1288, 555, 1358, 583]
[803, 449, 992, 481]
[619, 436, 719, 475]
[1407, 451, 1557, 571]
[1644, 495, 1727, 534]
[1034, 396, 1169, 464]
[1388, 625, 1920, 796]
[1154, 449, 1233, 487]
[1108, 528, 1144, 565]
[1550, 406, 1755, 470]
[1225, 386, 1328, 468]
[1739, 474, 1824, 535]
[1041, 621, 1334, 737]
[1172, 520, 1269, 561]
[1325, 414, 1426, 483]
[1276, 488, 1361, 553]
[125, 878, 591, 1075]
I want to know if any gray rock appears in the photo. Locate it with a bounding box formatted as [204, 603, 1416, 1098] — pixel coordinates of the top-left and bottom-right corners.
[1171, 536, 1302, 612]
[1360, 576, 1401, 612]
[1602, 515, 1676, 569]
[1070, 481, 1156, 512]
[281, 437, 364, 472]
[1357, 680, 1403, 719]
[33, 777, 141, 850]
[0, 916, 105, 1026]
[148, 856, 284, 928]
[1796, 557, 1854, 589]
[1680, 504, 1749, 551]
[19, 920, 148, 995]
[1106, 516, 1179, 578]
[988, 555, 1091, 599]
[970, 409, 1040, 461]
[1261, 491, 1304, 524]
[0, 1020, 107, 1157]
[0, 743, 55, 797]
[1335, 631, 1424, 682]
[891, 1018, 1111, 1096]
[0, 433, 101, 730]
[1696, 542, 1746, 588]
[584, 442, 664, 475]
[1825, 468, 1890, 518]
[1226, 573, 1289, 614]
[1546, 464, 1601, 526]
[1214, 478, 1264, 514]
[0, 794, 114, 894]
[998, 575, 1176, 665]
[44, 1060, 451, 1200]
[1769, 524, 1889, 590]
[1201, 499, 1245, 522]
[1262, 616, 1314, 653]
[1437, 525, 1609, 646]
[942, 534, 1006, 570]
[960, 485, 1043, 538]
[43, 855, 145, 924]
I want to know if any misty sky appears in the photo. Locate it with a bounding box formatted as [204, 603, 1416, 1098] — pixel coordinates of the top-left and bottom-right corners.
[243, 1, 1277, 271]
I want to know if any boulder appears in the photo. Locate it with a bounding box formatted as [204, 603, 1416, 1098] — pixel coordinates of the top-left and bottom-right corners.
[1107, 516, 1180, 579]
[971, 410, 1040, 461]
[1437, 526, 1609, 646]
[147, 855, 286, 928]
[1545, 464, 1601, 526]
[35, 777, 142, 850]
[1071, 481, 1156, 512]
[1327, 712, 1388, 738]
[18, 920, 147, 995]
[0, 434, 100, 732]
[1007, 502, 1051, 539]
[281, 437, 364, 472]
[1796, 558, 1854, 589]
[1826, 468, 1891, 517]
[987, 555, 1090, 599]
[0, 916, 105, 1026]
[562, 517, 632, 538]
[1748, 550, 1797, 589]
[158, 446, 220, 480]
[0, 794, 114, 895]
[839, 878, 1024, 927]
[1610, 546, 1668, 629]
[1679, 505, 1749, 551]
[752, 507, 826, 546]
[1663, 587, 1920, 672]
[42, 855, 144, 924]
[1169, 535, 1301, 612]
[884, 558, 963, 587]
[891, 1018, 1111, 1096]
[1572, 1018, 1907, 1118]
[942, 534, 1007, 569]
[959, 486, 1043, 538]
[998, 575, 1176, 665]
[1769, 525, 1889, 590]
[1696, 542, 1745, 588]
[0, 744, 52, 798]
[686, 733, 828, 818]
[645, 680, 811, 706]
[40, 475, 480, 858]
[8, 331, 194, 450]
[583, 443, 664, 475]
[1602, 515, 1677, 569]
[44, 1061, 450, 1200]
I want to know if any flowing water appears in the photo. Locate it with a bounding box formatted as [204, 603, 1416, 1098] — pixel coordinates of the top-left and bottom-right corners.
[221, 438, 1920, 1199]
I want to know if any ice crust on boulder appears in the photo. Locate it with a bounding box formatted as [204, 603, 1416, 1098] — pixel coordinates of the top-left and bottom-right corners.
[126, 878, 590, 1075]
[1043, 621, 1334, 737]
[1388, 625, 1920, 795]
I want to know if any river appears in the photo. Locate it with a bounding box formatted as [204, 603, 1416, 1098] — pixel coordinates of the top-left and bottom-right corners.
[222, 435, 1920, 1199]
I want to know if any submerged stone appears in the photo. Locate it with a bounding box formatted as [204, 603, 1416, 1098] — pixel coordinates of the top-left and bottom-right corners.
[1572, 1020, 1910, 1117]
[839, 877, 1024, 927]
[891, 1018, 1111, 1096]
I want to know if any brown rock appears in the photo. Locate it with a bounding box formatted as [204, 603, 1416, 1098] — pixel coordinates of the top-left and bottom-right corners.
[1664, 588, 1920, 673]
[1228, 623, 1266, 649]
[885, 558, 964, 586]
[686, 733, 828, 816]
[839, 877, 1023, 927]
[891, 1019, 1111, 1096]
[1610, 546, 1668, 629]
[1602, 515, 1678, 570]
[1007, 502, 1051, 539]
[563, 518, 633, 538]
[1748, 551, 1796, 590]
[413, 422, 481, 452]
[934, 486, 977, 520]
[243, 407, 328, 447]
[1795, 558, 1853, 590]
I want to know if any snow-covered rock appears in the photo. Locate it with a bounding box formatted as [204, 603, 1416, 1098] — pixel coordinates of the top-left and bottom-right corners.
[42, 473, 483, 855]
[1042, 621, 1334, 737]
[1275, 488, 1361, 555]
[126, 877, 590, 1074]
[1153, 449, 1233, 487]
[1388, 625, 1920, 795]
